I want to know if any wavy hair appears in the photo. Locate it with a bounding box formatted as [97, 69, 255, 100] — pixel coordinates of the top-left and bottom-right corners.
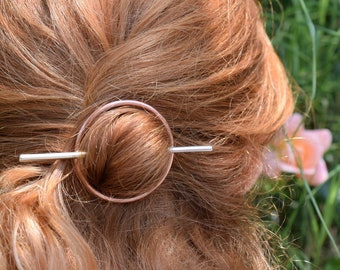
[0, 0, 293, 269]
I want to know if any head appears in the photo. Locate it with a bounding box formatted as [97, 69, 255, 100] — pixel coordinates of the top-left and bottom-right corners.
[0, 0, 293, 269]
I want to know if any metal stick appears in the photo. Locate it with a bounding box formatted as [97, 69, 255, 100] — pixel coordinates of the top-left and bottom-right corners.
[19, 152, 86, 162]
[19, 146, 212, 162]
[168, 146, 213, 153]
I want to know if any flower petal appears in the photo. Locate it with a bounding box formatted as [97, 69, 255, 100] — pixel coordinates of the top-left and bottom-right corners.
[301, 129, 332, 154]
[288, 135, 322, 170]
[285, 113, 304, 136]
[277, 161, 315, 175]
[306, 159, 329, 186]
[263, 151, 281, 178]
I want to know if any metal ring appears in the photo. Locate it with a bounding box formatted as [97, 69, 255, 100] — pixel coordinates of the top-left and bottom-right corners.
[74, 100, 174, 203]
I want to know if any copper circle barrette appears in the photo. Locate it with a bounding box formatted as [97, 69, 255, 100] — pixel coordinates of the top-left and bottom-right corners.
[19, 100, 213, 203]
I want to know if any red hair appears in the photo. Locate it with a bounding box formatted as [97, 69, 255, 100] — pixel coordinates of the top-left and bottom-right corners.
[0, 0, 293, 269]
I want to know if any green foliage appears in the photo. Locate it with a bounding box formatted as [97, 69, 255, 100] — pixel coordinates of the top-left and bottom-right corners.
[261, 0, 340, 269]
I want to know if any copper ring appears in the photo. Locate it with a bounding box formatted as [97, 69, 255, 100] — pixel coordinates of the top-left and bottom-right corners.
[74, 100, 174, 203]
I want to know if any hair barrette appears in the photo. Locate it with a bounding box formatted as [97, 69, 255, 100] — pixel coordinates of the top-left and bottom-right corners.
[19, 100, 212, 162]
[18, 100, 212, 203]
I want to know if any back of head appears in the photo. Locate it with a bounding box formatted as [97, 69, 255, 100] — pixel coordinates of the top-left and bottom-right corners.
[0, 0, 293, 269]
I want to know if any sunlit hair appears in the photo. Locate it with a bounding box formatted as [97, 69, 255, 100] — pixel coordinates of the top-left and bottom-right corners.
[0, 0, 293, 269]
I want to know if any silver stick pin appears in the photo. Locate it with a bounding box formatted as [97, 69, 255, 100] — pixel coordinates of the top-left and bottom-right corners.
[19, 146, 212, 162]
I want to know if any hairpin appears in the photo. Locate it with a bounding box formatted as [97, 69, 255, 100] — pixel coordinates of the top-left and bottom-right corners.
[19, 100, 212, 162]
[19, 146, 212, 162]
[18, 100, 212, 203]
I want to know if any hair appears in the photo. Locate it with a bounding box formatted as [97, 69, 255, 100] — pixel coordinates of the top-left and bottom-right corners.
[0, 0, 293, 269]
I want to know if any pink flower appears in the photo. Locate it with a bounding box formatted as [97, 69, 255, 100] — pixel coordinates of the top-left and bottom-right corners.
[264, 113, 332, 186]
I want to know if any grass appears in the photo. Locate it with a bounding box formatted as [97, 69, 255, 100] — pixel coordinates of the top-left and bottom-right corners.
[260, 0, 340, 269]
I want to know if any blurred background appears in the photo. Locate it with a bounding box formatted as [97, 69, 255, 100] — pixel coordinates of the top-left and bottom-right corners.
[260, 0, 340, 269]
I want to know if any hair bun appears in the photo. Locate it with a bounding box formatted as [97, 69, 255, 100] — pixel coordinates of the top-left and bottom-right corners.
[73, 100, 174, 203]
